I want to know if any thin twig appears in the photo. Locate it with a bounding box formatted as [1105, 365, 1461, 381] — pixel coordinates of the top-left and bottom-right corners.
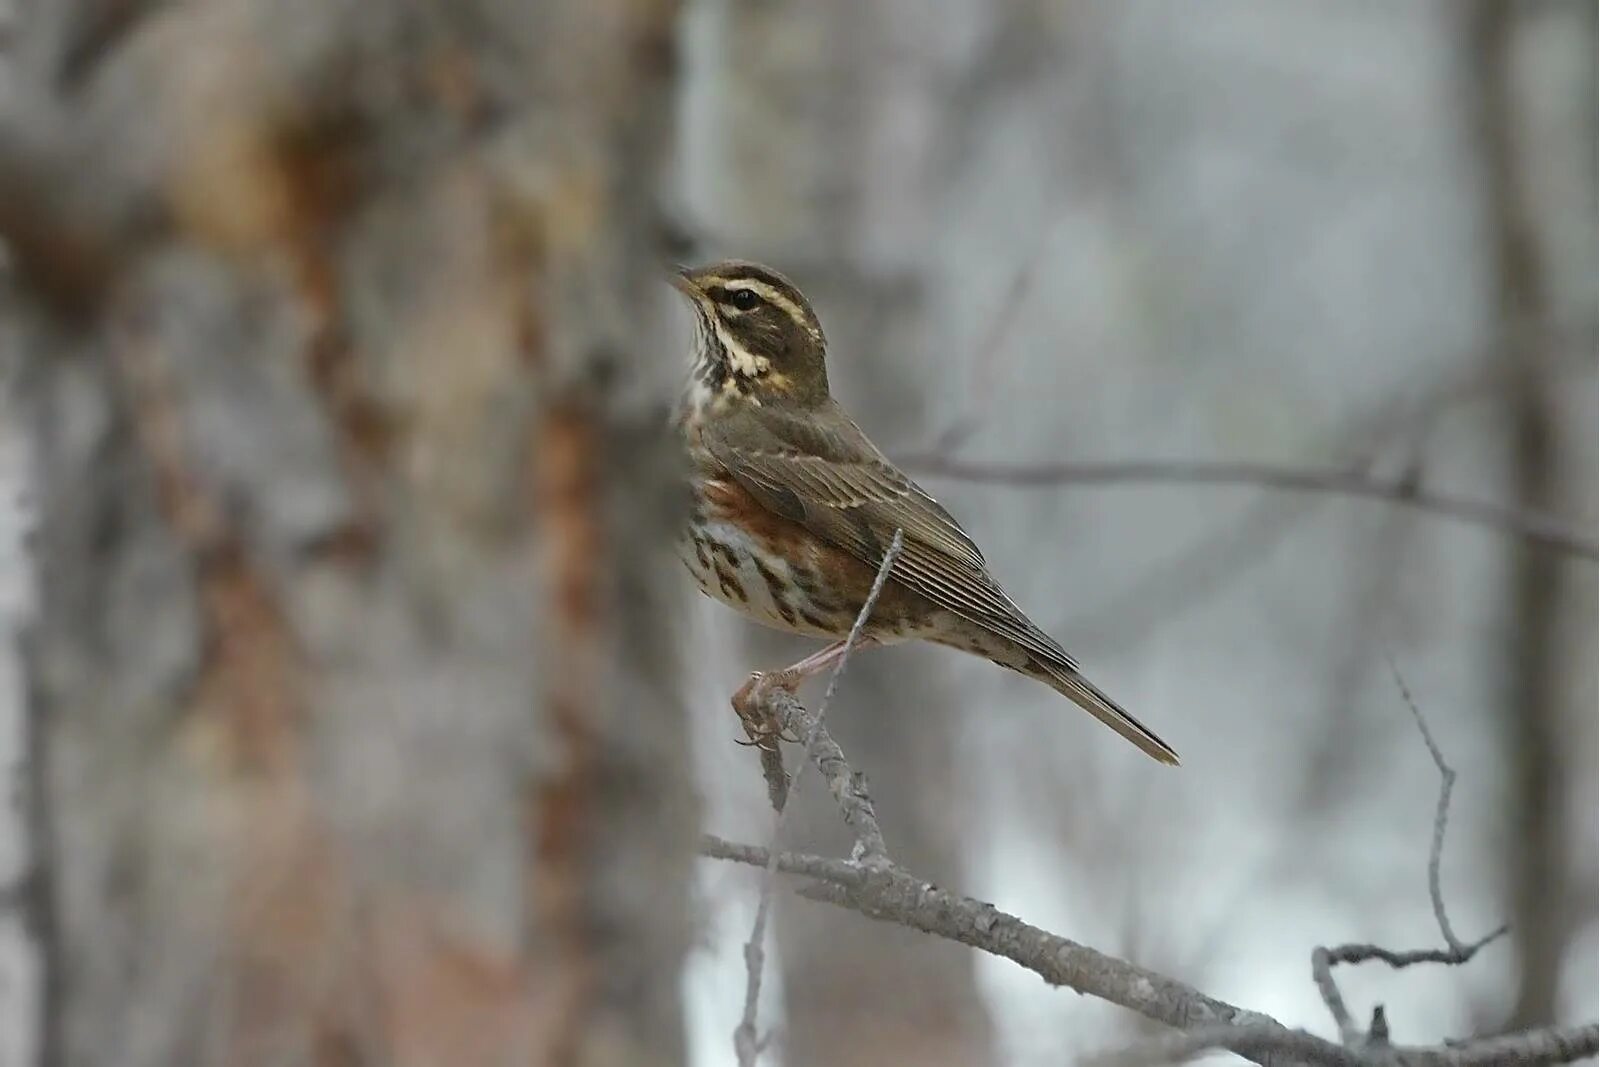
[896, 454, 1597, 562]
[1313, 943, 1362, 1045]
[1312, 660, 1509, 1046]
[932, 227, 1056, 453]
[732, 530, 905, 1066]
[1384, 654, 1497, 956]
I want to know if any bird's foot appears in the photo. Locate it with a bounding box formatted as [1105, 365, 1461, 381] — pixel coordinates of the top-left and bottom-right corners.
[731, 670, 803, 750]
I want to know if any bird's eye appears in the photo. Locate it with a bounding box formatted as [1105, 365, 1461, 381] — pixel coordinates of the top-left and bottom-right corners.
[728, 288, 760, 311]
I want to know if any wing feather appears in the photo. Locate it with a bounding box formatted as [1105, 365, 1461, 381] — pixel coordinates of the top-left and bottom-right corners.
[702, 402, 1078, 671]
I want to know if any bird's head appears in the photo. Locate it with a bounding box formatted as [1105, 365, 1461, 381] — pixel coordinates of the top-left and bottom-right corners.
[671, 260, 830, 409]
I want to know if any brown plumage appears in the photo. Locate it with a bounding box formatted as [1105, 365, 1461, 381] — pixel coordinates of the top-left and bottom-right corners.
[672, 260, 1178, 765]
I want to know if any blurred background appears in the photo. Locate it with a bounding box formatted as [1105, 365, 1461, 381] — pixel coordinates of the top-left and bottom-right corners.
[0, 1, 1593, 1066]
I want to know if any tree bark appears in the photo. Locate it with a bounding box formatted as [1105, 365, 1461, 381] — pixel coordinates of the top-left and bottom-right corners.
[3, 3, 694, 1065]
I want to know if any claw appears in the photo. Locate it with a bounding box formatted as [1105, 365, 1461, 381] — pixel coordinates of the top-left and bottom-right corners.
[733, 718, 786, 752]
[730, 670, 795, 752]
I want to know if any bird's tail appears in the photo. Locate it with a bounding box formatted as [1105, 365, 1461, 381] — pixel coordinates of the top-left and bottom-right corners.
[1022, 657, 1180, 766]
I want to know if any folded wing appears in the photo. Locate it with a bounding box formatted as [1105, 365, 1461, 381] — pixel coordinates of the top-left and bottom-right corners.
[702, 401, 1078, 671]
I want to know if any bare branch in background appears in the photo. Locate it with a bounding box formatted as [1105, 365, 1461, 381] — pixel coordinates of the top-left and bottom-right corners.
[1310, 661, 1509, 1047]
[897, 454, 1597, 562]
[734, 530, 904, 1067]
[931, 225, 1058, 454]
[1384, 656, 1503, 959]
[1314, 658, 1509, 1046]
[1027, 327, 1596, 649]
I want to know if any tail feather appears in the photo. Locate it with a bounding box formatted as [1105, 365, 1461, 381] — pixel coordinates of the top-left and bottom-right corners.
[1026, 658, 1180, 766]
[927, 622, 1178, 764]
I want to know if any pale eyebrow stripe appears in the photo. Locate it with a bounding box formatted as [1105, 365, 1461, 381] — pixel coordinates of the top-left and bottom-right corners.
[704, 276, 809, 328]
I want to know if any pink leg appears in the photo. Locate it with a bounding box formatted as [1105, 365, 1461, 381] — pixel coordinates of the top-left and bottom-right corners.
[730, 637, 881, 747]
[781, 637, 876, 680]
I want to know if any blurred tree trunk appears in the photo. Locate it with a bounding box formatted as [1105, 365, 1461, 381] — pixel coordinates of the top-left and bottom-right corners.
[678, 2, 998, 1063]
[1462, 0, 1579, 1029]
[2, 3, 694, 1065]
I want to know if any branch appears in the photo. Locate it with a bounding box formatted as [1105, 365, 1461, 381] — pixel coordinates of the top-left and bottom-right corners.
[1089, 1020, 1600, 1067]
[895, 454, 1597, 562]
[755, 745, 788, 813]
[702, 653, 1594, 1067]
[1311, 660, 1510, 1046]
[1385, 658, 1505, 960]
[746, 687, 890, 865]
[703, 836, 1597, 1067]
[1086, 1023, 1367, 1067]
[703, 537, 1587, 1067]
[702, 835, 1294, 1056]
[733, 530, 904, 1066]
[706, 703, 1296, 1062]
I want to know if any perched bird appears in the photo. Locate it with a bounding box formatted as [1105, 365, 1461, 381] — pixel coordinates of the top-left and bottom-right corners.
[671, 260, 1178, 765]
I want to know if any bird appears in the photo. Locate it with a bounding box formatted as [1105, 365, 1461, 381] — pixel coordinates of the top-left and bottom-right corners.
[670, 259, 1178, 765]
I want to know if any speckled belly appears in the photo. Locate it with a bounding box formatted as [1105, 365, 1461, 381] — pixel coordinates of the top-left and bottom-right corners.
[680, 477, 855, 639]
[680, 521, 844, 638]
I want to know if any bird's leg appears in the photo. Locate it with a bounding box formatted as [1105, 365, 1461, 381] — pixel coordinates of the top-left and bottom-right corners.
[731, 637, 879, 749]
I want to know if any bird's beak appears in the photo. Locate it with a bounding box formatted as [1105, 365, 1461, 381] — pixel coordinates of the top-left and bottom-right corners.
[668, 266, 700, 297]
